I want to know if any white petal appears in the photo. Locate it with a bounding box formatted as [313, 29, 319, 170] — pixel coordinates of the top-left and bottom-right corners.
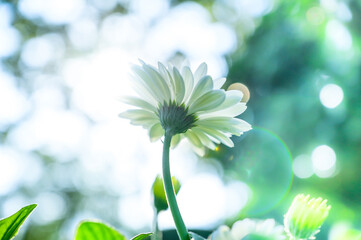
[187, 75, 213, 105]
[132, 65, 165, 103]
[122, 96, 157, 112]
[149, 123, 164, 142]
[119, 109, 158, 127]
[199, 103, 247, 119]
[194, 62, 207, 83]
[211, 226, 235, 240]
[185, 130, 203, 149]
[158, 62, 176, 100]
[213, 77, 226, 89]
[119, 109, 157, 120]
[171, 134, 182, 148]
[173, 67, 186, 103]
[191, 128, 217, 150]
[197, 126, 234, 147]
[188, 90, 225, 114]
[131, 118, 158, 128]
[197, 118, 240, 135]
[231, 219, 256, 239]
[225, 90, 243, 105]
[234, 118, 251, 130]
[197, 117, 251, 135]
[192, 145, 205, 156]
[233, 118, 252, 132]
[129, 73, 160, 105]
[185, 129, 206, 156]
[142, 64, 172, 101]
[170, 56, 189, 70]
[200, 90, 243, 113]
[181, 66, 194, 103]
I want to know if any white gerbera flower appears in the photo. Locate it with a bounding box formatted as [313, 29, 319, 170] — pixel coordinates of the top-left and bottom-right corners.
[210, 219, 286, 240]
[120, 60, 251, 155]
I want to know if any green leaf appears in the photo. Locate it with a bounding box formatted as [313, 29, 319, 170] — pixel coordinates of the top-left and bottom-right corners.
[152, 175, 181, 213]
[74, 221, 126, 240]
[130, 232, 152, 240]
[0, 204, 37, 240]
[189, 232, 207, 240]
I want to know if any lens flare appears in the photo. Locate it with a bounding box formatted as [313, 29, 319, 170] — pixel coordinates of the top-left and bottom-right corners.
[231, 127, 293, 216]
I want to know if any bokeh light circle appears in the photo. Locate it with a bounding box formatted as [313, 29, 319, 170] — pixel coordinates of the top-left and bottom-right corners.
[311, 145, 337, 178]
[292, 154, 313, 179]
[229, 127, 293, 216]
[319, 83, 344, 109]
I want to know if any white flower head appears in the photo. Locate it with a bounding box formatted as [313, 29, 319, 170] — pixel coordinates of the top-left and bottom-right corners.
[120, 59, 252, 155]
[210, 218, 286, 240]
[210, 226, 236, 240]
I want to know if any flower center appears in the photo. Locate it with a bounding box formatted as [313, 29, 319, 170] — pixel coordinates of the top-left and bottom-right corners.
[158, 101, 198, 135]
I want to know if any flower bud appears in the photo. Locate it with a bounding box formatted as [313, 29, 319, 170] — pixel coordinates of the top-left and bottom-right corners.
[152, 175, 181, 213]
[284, 194, 331, 239]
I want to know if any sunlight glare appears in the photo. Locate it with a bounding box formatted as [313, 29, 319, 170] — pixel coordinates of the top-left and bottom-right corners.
[326, 20, 352, 51]
[0, 148, 22, 195]
[18, 0, 85, 24]
[21, 34, 65, 68]
[312, 145, 337, 178]
[33, 192, 67, 224]
[8, 109, 89, 161]
[319, 83, 344, 109]
[178, 174, 229, 228]
[67, 16, 98, 51]
[63, 48, 134, 121]
[0, 71, 29, 128]
[292, 154, 313, 179]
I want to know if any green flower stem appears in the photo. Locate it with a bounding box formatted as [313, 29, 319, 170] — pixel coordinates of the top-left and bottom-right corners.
[152, 211, 162, 240]
[162, 131, 189, 240]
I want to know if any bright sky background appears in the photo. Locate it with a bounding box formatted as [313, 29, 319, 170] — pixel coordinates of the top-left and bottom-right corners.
[0, 0, 354, 238]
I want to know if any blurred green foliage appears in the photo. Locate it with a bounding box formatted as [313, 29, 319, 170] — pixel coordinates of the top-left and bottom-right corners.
[215, 0, 361, 238]
[1, 0, 360, 240]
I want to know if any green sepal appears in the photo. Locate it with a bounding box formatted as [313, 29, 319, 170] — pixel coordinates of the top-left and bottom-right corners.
[130, 232, 152, 240]
[74, 221, 126, 240]
[0, 204, 37, 240]
[158, 101, 197, 135]
[152, 175, 181, 213]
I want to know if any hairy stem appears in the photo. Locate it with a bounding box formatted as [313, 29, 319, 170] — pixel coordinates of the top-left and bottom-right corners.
[162, 131, 189, 240]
